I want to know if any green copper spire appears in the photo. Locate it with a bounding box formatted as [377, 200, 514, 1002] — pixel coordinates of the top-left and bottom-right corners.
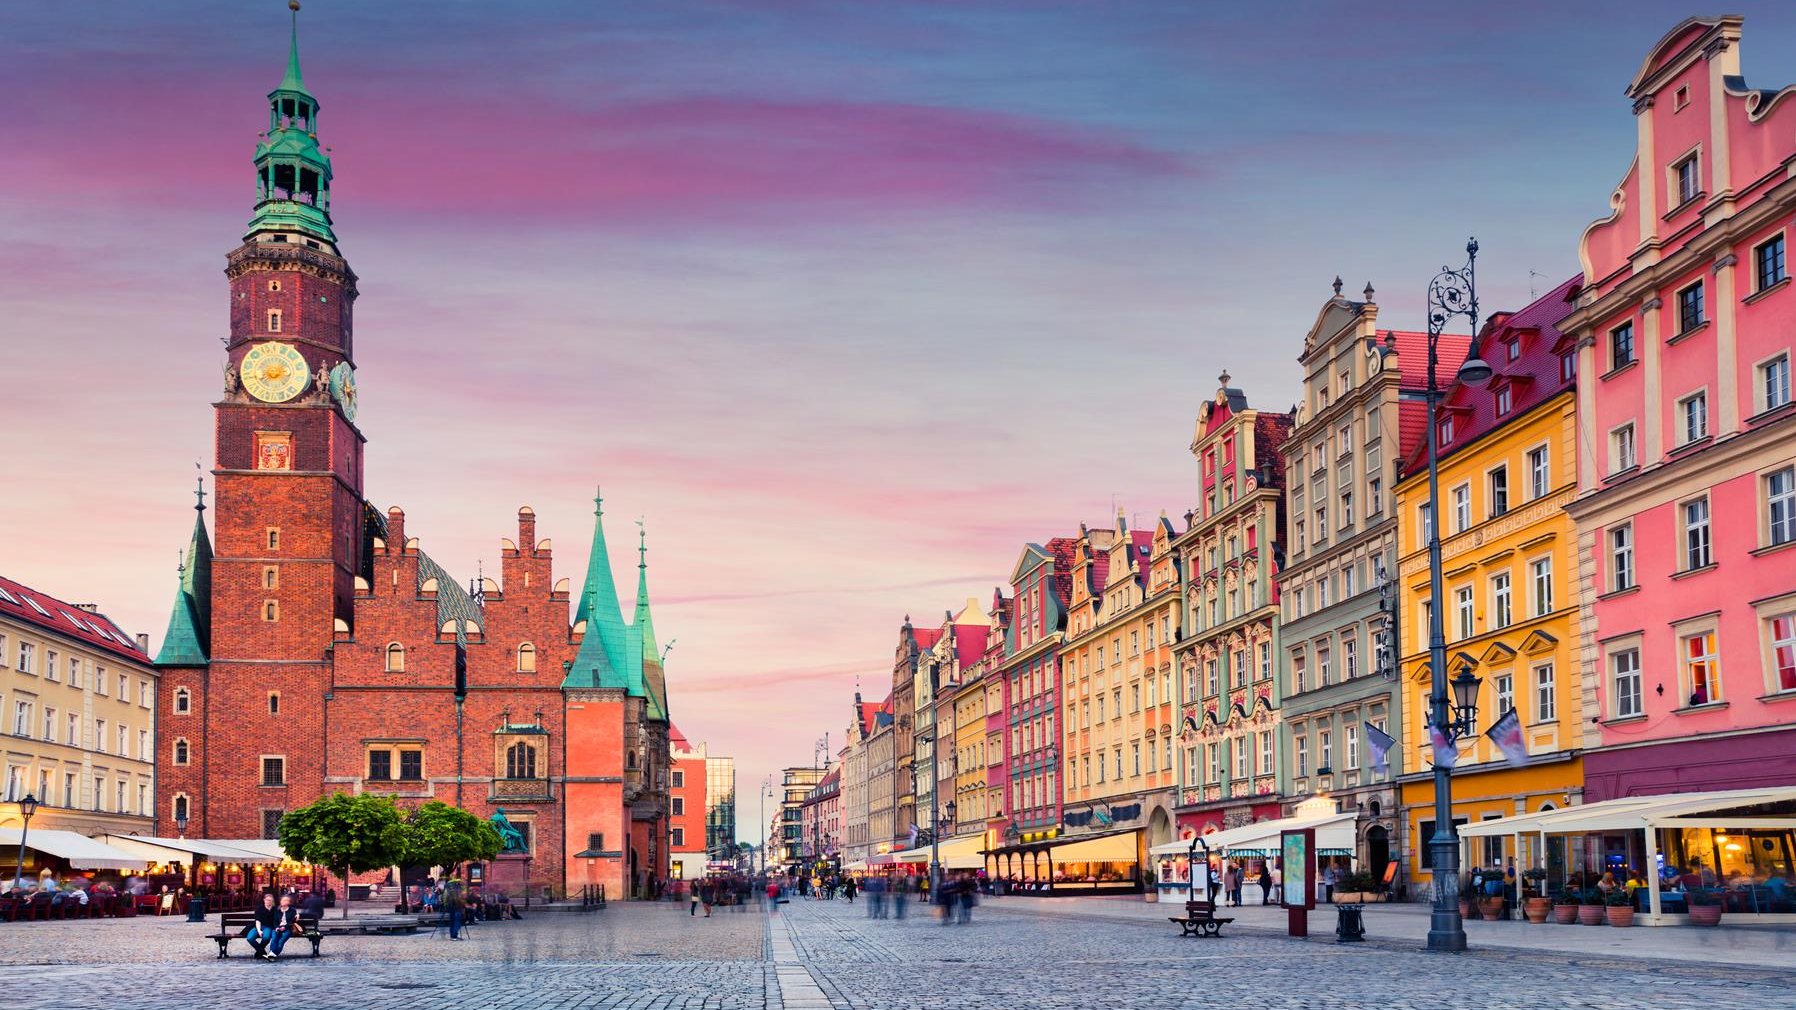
[280, 0, 308, 95]
[565, 489, 632, 690]
[155, 477, 213, 667]
[633, 523, 668, 721]
[247, 0, 337, 245]
[633, 523, 660, 662]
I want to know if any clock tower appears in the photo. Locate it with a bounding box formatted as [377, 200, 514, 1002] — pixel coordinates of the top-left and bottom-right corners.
[202, 0, 365, 837]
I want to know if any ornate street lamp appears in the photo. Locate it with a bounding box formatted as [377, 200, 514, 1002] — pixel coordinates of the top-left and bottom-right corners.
[13, 792, 40, 887]
[1420, 238, 1491, 952]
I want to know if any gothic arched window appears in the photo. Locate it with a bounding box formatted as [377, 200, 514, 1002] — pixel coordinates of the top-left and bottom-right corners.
[506, 741, 537, 780]
[517, 642, 536, 673]
[173, 738, 190, 766]
[174, 688, 191, 714]
[386, 643, 405, 672]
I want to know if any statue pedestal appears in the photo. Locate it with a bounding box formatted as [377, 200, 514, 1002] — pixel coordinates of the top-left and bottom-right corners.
[485, 853, 531, 895]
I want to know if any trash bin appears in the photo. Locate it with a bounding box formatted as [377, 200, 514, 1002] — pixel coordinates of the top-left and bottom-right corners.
[186, 897, 207, 922]
[1335, 902, 1365, 943]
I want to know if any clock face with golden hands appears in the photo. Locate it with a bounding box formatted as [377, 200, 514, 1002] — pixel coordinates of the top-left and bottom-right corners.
[240, 342, 310, 403]
[328, 361, 358, 421]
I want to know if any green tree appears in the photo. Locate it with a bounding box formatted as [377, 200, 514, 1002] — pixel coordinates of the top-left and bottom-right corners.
[278, 792, 405, 918]
[398, 801, 502, 876]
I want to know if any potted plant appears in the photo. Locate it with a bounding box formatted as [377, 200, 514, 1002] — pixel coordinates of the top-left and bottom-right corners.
[1479, 891, 1508, 921]
[1577, 888, 1607, 925]
[1687, 888, 1723, 927]
[1522, 869, 1551, 922]
[1552, 889, 1580, 924]
[1334, 870, 1380, 903]
[1143, 868, 1158, 902]
[1604, 888, 1635, 927]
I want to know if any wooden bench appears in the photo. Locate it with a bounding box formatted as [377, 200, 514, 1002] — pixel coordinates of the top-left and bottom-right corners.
[207, 911, 324, 959]
[1168, 899, 1234, 937]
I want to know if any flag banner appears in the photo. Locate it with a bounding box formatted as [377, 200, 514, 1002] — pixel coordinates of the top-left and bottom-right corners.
[1486, 708, 1530, 768]
[1366, 723, 1397, 775]
[1429, 723, 1458, 769]
[907, 824, 919, 847]
[1110, 803, 1142, 822]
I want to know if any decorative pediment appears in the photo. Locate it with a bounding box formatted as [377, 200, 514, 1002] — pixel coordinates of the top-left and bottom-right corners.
[1478, 641, 1517, 666]
[1408, 660, 1432, 684]
[1519, 629, 1559, 655]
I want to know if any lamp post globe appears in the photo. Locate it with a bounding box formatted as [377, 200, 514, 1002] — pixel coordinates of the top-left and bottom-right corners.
[14, 792, 40, 888]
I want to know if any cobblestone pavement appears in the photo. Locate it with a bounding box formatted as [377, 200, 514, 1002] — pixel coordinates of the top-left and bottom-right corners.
[6, 897, 1796, 1009]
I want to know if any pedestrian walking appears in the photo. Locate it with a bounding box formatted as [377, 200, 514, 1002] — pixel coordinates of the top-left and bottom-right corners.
[955, 873, 975, 925]
[1207, 862, 1221, 903]
[892, 874, 910, 920]
[690, 881, 702, 916]
[843, 876, 857, 903]
[1258, 862, 1273, 905]
[445, 879, 467, 940]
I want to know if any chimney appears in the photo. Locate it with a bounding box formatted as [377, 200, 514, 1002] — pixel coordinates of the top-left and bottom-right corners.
[136, 633, 150, 653]
[74, 602, 100, 613]
[517, 506, 537, 552]
[386, 506, 406, 551]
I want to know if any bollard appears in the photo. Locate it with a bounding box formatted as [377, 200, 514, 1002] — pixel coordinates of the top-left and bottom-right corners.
[1335, 902, 1365, 942]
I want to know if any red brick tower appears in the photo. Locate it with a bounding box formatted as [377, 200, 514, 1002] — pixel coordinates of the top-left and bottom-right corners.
[173, 5, 365, 838]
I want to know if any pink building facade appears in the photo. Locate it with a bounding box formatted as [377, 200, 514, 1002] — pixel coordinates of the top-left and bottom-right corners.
[1565, 16, 1796, 800]
[995, 537, 1078, 843]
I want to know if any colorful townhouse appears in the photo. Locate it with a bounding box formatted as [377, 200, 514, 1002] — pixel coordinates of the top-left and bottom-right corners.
[1277, 281, 1466, 881]
[1393, 278, 1588, 887]
[1059, 514, 1181, 866]
[1173, 375, 1293, 838]
[948, 592, 1008, 847]
[1563, 15, 1796, 801]
[994, 538, 1078, 848]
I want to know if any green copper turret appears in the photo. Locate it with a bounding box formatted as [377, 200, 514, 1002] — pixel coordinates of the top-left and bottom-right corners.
[155, 479, 213, 667]
[247, 1, 337, 245]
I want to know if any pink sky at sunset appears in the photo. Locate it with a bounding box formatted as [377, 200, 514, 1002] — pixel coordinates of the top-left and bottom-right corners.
[6, 1, 1796, 842]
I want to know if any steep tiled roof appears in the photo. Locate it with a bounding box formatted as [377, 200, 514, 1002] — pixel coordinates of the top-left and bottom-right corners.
[1390, 329, 1472, 460]
[1402, 276, 1581, 473]
[1046, 536, 1078, 606]
[0, 574, 146, 662]
[912, 627, 943, 649]
[859, 701, 882, 734]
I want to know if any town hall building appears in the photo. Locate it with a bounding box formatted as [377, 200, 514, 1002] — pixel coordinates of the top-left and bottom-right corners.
[150, 6, 672, 898]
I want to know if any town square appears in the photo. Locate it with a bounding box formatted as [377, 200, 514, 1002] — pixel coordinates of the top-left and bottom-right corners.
[4, 1, 1796, 1006]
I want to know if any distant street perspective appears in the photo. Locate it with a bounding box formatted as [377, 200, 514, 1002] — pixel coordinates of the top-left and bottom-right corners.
[5, 893, 1796, 1010]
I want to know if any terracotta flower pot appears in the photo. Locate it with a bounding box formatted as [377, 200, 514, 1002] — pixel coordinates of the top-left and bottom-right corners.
[1577, 904, 1606, 925]
[1479, 897, 1507, 920]
[1524, 897, 1552, 923]
[1688, 904, 1723, 927]
[1606, 905, 1634, 927]
[1459, 899, 1475, 919]
[1552, 903, 1579, 924]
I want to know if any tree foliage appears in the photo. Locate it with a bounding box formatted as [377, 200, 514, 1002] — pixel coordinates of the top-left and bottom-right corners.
[398, 800, 502, 872]
[278, 792, 406, 875]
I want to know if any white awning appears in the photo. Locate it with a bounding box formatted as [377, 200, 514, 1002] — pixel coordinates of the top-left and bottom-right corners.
[888, 837, 984, 868]
[1150, 811, 1357, 857]
[0, 829, 147, 870]
[1459, 786, 1796, 837]
[842, 861, 868, 873]
[95, 834, 282, 865]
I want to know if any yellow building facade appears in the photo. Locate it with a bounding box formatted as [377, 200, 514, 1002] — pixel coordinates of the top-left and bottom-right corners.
[1393, 287, 1588, 890]
[0, 578, 157, 841]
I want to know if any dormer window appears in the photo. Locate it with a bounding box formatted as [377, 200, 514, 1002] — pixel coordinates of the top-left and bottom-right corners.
[1506, 338, 1520, 362]
[1494, 386, 1512, 417]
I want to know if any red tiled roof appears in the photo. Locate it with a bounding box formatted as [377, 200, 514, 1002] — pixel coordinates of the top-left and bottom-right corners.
[1401, 277, 1581, 473]
[912, 627, 943, 649]
[859, 701, 882, 734]
[1045, 537, 1079, 605]
[1127, 529, 1154, 587]
[0, 574, 146, 662]
[1253, 413, 1294, 484]
[669, 724, 691, 748]
[1389, 328, 1471, 460]
[955, 625, 990, 668]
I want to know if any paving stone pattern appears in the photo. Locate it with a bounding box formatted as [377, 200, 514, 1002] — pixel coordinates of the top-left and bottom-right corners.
[5, 897, 1796, 1010]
